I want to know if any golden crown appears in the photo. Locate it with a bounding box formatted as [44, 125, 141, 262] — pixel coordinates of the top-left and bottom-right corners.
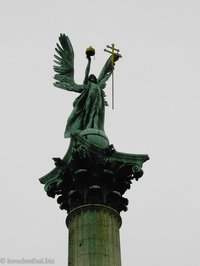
[86, 46, 95, 57]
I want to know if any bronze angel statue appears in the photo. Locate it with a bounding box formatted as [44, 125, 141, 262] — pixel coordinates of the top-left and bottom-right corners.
[53, 34, 120, 138]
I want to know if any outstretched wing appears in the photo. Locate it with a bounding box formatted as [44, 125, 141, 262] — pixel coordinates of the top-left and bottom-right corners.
[97, 56, 114, 89]
[53, 34, 84, 93]
[98, 54, 121, 89]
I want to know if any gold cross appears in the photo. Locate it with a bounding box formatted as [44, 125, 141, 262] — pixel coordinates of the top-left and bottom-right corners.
[104, 43, 121, 65]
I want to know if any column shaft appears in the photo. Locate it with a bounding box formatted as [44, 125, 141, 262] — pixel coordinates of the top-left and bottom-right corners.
[66, 204, 122, 266]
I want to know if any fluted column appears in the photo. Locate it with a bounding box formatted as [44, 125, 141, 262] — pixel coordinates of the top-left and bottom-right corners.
[66, 204, 122, 266]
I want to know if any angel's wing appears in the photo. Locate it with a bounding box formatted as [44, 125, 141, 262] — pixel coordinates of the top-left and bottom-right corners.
[98, 53, 121, 89]
[97, 56, 114, 89]
[53, 34, 84, 93]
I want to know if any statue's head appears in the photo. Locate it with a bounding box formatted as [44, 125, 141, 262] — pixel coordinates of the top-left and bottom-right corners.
[88, 74, 97, 84]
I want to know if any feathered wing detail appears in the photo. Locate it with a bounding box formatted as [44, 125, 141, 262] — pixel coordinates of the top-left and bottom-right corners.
[53, 34, 84, 93]
[97, 55, 114, 89]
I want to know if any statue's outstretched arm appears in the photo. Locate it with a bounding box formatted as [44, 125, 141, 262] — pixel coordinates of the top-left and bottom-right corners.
[83, 57, 91, 85]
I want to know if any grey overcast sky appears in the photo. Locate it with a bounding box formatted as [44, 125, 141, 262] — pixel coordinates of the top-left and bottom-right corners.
[0, 0, 200, 265]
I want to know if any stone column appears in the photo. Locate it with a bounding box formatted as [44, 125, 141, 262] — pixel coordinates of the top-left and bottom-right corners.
[40, 133, 149, 266]
[66, 205, 122, 266]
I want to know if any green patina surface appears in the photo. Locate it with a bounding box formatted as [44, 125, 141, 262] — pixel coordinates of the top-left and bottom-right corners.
[39, 34, 149, 214]
[53, 34, 120, 138]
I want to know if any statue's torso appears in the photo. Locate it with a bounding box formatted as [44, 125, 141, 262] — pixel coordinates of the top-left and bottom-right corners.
[65, 81, 105, 138]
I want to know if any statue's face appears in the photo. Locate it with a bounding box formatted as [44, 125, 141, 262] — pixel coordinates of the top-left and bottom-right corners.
[88, 74, 97, 84]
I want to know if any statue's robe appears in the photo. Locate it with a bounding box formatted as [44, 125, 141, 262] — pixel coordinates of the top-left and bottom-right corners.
[64, 81, 106, 138]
